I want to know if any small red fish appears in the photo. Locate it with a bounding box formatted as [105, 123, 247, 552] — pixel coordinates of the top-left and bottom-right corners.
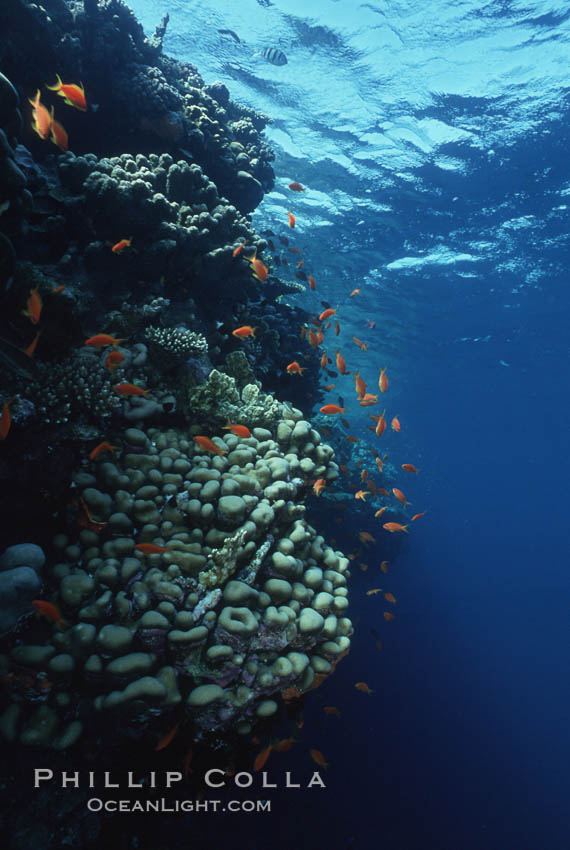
[25, 332, 41, 358]
[374, 506, 387, 518]
[308, 275, 316, 291]
[402, 463, 419, 474]
[22, 287, 43, 324]
[383, 611, 396, 622]
[232, 244, 244, 257]
[0, 399, 12, 441]
[112, 238, 132, 254]
[89, 441, 118, 461]
[194, 436, 228, 455]
[313, 478, 326, 497]
[323, 706, 341, 717]
[114, 383, 148, 397]
[29, 89, 51, 140]
[349, 288, 360, 297]
[155, 722, 180, 751]
[247, 251, 268, 282]
[391, 416, 401, 432]
[380, 560, 389, 573]
[412, 511, 426, 521]
[49, 107, 68, 151]
[253, 745, 273, 771]
[320, 404, 346, 415]
[355, 682, 374, 695]
[273, 736, 296, 752]
[45, 75, 87, 111]
[383, 522, 408, 534]
[366, 588, 382, 596]
[379, 368, 388, 393]
[309, 748, 329, 769]
[289, 181, 305, 192]
[384, 592, 396, 604]
[354, 490, 367, 501]
[319, 308, 336, 321]
[232, 325, 256, 339]
[287, 210, 296, 228]
[393, 487, 411, 506]
[336, 351, 349, 375]
[85, 333, 126, 349]
[375, 410, 387, 437]
[135, 542, 173, 555]
[287, 361, 306, 375]
[222, 418, 251, 438]
[334, 321, 340, 336]
[296, 259, 304, 269]
[104, 350, 124, 372]
[32, 600, 65, 628]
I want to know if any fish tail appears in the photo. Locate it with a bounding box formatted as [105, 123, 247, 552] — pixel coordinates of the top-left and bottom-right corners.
[45, 74, 62, 91]
[28, 89, 41, 107]
[222, 416, 232, 430]
[114, 337, 128, 348]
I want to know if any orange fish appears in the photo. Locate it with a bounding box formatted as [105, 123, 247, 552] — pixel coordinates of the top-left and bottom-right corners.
[383, 522, 408, 534]
[374, 507, 388, 518]
[308, 275, 316, 291]
[85, 333, 126, 349]
[48, 107, 68, 151]
[29, 90, 51, 140]
[402, 463, 419, 474]
[89, 441, 118, 461]
[354, 372, 367, 399]
[359, 531, 375, 545]
[289, 181, 305, 191]
[273, 736, 296, 752]
[379, 368, 388, 393]
[155, 722, 180, 752]
[232, 325, 256, 339]
[253, 745, 273, 771]
[361, 469, 368, 482]
[222, 417, 251, 438]
[412, 511, 426, 521]
[45, 75, 87, 111]
[313, 478, 326, 497]
[287, 361, 306, 375]
[383, 612, 395, 622]
[375, 410, 387, 437]
[354, 490, 367, 501]
[32, 600, 65, 628]
[380, 560, 389, 573]
[391, 416, 401, 432]
[287, 210, 296, 228]
[51, 284, 65, 293]
[309, 748, 329, 769]
[359, 393, 378, 406]
[319, 308, 336, 321]
[247, 251, 268, 282]
[25, 331, 41, 358]
[112, 238, 132, 254]
[355, 682, 374, 695]
[345, 435, 359, 444]
[104, 350, 124, 372]
[349, 289, 360, 297]
[78, 497, 108, 533]
[114, 383, 148, 397]
[135, 543, 173, 555]
[232, 243, 244, 257]
[323, 706, 341, 717]
[334, 321, 340, 336]
[378, 487, 390, 496]
[320, 404, 346, 415]
[366, 588, 382, 596]
[323, 383, 335, 390]
[393, 487, 411, 506]
[307, 329, 318, 349]
[0, 399, 12, 441]
[366, 319, 376, 328]
[384, 592, 396, 604]
[316, 329, 324, 345]
[296, 259, 304, 269]
[300, 325, 307, 341]
[194, 436, 228, 455]
[22, 287, 43, 324]
[336, 351, 349, 375]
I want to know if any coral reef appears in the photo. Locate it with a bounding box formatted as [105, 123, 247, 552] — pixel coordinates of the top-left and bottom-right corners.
[0, 410, 348, 747]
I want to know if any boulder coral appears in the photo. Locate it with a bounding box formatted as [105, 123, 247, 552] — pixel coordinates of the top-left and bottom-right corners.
[0, 406, 349, 748]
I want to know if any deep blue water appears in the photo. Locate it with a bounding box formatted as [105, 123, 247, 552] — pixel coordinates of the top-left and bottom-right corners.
[127, 2, 569, 847]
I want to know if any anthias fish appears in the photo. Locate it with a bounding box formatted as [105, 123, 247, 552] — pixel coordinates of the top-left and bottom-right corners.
[46, 75, 87, 111]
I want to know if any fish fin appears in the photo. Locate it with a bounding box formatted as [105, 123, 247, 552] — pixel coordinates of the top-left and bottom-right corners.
[45, 74, 62, 91]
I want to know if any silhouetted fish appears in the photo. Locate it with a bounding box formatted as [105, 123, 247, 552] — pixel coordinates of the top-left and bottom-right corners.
[218, 29, 241, 43]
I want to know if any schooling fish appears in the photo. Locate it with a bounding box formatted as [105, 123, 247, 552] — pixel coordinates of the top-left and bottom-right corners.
[412, 511, 426, 521]
[246, 251, 268, 282]
[32, 600, 65, 628]
[289, 181, 305, 191]
[113, 383, 148, 397]
[391, 416, 401, 431]
[319, 404, 346, 415]
[379, 368, 388, 393]
[49, 107, 68, 151]
[194, 436, 228, 455]
[46, 75, 87, 111]
[232, 244, 244, 257]
[393, 487, 411, 506]
[112, 238, 132, 254]
[312, 478, 326, 496]
[382, 522, 408, 534]
[218, 28, 241, 43]
[308, 275, 316, 290]
[25, 332, 41, 358]
[402, 463, 419, 474]
[104, 350, 124, 372]
[135, 543, 173, 554]
[355, 682, 374, 695]
[384, 592, 396, 604]
[85, 333, 126, 349]
[383, 612, 396, 622]
[287, 210, 296, 228]
[232, 325, 256, 339]
[286, 361, 306, 375]
[29, 90, 51, 140]
[319, 308, 336, 322]
[22, 287, 42, 324]
[222, 417, 251, 438]
[260, 47, 288, 66]
[253, 745, 273, 771]
[309, 749, 329, 769]
[89, 441, 118, 461]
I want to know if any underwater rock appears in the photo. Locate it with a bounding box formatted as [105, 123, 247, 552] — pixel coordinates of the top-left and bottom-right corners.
[0, 566, 41, 635]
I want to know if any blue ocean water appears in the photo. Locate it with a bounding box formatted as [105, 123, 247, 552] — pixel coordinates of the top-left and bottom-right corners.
[124, 1, 569, 847]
